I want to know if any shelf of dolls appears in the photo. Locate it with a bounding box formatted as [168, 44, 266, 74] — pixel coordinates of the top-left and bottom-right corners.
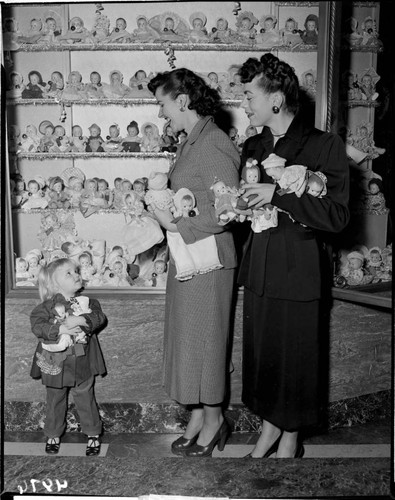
[14, 152, 176, 160]
[343, 100, 380, 109]
[274, 2, 318, 6]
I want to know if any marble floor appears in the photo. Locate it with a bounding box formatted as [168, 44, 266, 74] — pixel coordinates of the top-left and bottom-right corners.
[3, 418, 393, 498]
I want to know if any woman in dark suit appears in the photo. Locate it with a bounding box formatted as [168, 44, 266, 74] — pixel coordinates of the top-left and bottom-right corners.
[148, 69, 240, 457]
[237, 54, 350, 458]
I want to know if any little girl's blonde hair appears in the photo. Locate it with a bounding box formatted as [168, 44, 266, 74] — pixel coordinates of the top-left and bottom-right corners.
[37, 258, 72, 302]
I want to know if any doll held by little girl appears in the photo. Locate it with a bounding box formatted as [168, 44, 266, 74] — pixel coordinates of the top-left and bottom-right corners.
[30, 258, 107, 456]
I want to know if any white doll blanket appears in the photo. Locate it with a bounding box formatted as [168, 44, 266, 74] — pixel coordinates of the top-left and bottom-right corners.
[124, 214, 164, 256]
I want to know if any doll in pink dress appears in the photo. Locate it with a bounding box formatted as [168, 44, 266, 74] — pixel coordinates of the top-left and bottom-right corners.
[122, 191, 164, 256]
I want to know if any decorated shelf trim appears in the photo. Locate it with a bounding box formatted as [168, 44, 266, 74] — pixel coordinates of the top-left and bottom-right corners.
[14, 41, 317, 53]
[344, 46, 384, 53]
[16, 152, 176, 160]
[13, 207, 148, 215]
[7, 98, 158, 106]
[344, 100, 380, 108]
[352, 1, 378, 6]
[274, 1, 318, 5]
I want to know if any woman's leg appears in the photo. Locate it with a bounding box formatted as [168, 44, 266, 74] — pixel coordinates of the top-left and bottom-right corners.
[196, 404, 224, 446]
[277, 430, 299, 458]
[250, 419, 282, 458]
[182, 405, 204, 439]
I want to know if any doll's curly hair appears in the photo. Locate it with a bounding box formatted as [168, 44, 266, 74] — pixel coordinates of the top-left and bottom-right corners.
[238, 53, 300, 114]
[148, 68, 221, 116]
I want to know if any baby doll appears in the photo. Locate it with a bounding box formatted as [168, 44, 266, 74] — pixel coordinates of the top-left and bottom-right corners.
[279, 17, 302, 48]
[224, 68, 244, 99]
[301, 14, 318, 45]
[85, 123, 105, 152]
[365, 247, 384, 277]
[160, 122, 178, 152]
[61, 240, 93, 266]
[111, 177, 125, 209]
[66, 176, 85, 207]
[132, 178, 147, 200]
[206, 72, 222, 93]
[79, 178, 106, 217]
[120, 179, 134, 208]
[146, 259, 168, 287]
[51, 125, 71, 153]
[18, 18, 43, 44]
[62, 71, 86, 101]
[211, 179, 239, 225]
[11, 177, 28, 207]
[132, 15, 159, 42]
[90, 9, 110, 42]
[359, 70, 379, 101]
[103, 17, 132, 43]
[57, 16, 95, 45]
[363, 178, 387, 213]
[121, 121, 142, 152]
[70, 125, 88, 152]
[103, 124, 123, 152]
[301, 71, 317, 100]
[210, 17, 236, 43]
[360, 16, 382, 47]
[25, 248, 44, 282]
[97, 178, 114, 208]
[340, 250, 373, 286]
[46, 176, 71, 209]
[102, 256, 134, 287]
[44, 70, 64, 98]
[123, 191, 165, 256]
[144, 171, 175, 211]
[20, 124, 41, 152]
[305, 171, 327, 198]
[42, 16, 62, 38]
[21, 70, 46, 99]
[78, 251, 97, 285]
[188, 12, 210, 42]
[128, 69, 154, 97]
[39, 16, 61, 44]
[140, 122, 161, 152]
[154, 12, 189, 42]
[37, 211, 77, 253]
[235, 11, 258, 43]
[15, 257, 31, 283]
[3, 17, 22, 50]
[84, 71, 105, 99]
[7, 71, 26, 99]
[262, 153, 308, 198]
[38, 122, 56, 153]
[167, 187, 223, 281]
[255, 15, 281, 48]
[102, 70, 131, 99]
[22, 178, 48, 209]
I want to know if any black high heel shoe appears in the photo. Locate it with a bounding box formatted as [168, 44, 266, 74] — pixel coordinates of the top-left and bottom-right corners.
[244, 434, 282, 459]
[294, 442, 305, 458]
[171, 434, 199, 455]
[184, 420, 231, 457]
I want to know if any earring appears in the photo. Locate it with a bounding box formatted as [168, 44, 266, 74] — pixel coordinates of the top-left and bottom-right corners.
[272, 106, 280, 114]
[180, 106, 185, 112]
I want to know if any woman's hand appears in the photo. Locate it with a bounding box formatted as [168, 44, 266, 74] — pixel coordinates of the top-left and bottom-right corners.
[242, 183, 276, 209]
[152, 208, 178, 232]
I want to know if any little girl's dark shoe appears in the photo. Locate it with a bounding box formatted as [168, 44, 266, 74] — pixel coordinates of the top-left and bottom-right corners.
[45, 437, 60, 454]
[86, 436, 101, 456]
[171, 434, 198, 455]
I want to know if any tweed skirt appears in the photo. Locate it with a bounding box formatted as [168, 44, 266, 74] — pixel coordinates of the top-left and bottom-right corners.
[163, 263, 235, 405]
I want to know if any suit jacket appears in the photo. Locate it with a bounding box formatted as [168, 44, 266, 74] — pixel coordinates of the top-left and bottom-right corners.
[170, 116, 241, 269]
[238, 112, 350, 300]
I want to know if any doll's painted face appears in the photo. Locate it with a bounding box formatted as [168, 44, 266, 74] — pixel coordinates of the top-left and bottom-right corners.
[364, 20, 373, 32]
[11, 73, 22, 86]
[113, 261, 123, 276]
[348, 257, 362, 270]
[72, 180, 83, 192]
[70, 73, 80, 85]
[90, 126, 100, 137]
[16, 180, 25, 192]
[213, 181, 227, 196]
[241, 18, 251, 30]
[265, 165, 284, 181]
[79, 255, 91, 268]
[54, 126, 65, 138]
[111, 72, 121, 85]
[208, 72, 218, 84]
[27, 255, 40, 267]
[359, 126, 368, 138]
[306, 178, 323, 197]
[133, 181, 144, 194]
[46, 18, 57, 32]
[87, 180, 97, 192]
[98, 181, 108, 192]
[245, 168, 259, 183]
[122, 181, 132, 192]
[137, 18, 147, 30]
[116, 18, 126, 31]
[45, 126, 54, 137]
[26, 125, 37, 137]
[285, 20, 296, 32]
[51, 72, 64, 89]
[29, 73, 40, 85]
[164, 18, 175, 31]
[361, 75, 372, 87]
[369, 251, 381, 263]
[135, 70, 147, 81]
[28, 181, 39, 194]
[52, 181, 63, 193]
[30, 19, 41, 32]
[306, 20, 316, 32]
[368, 182, 379, 194]
[127, 125, 138, 137]
[181, 196, 194, 214]
[72, 125, 82, 137]
[16, 258, 28, 272]
[145, 125, 153, 137]
[154, 261, 166, 274]
[304, 74, 315, 87]
[109, 126, 119, 138]
[114, 179, 122, 190]
[90, 72, 101, 85]
[264, 18, 274, 30]
[71, 19, 83, 31]
[217, 19, 227, 31]
[192, 18, 204, 30]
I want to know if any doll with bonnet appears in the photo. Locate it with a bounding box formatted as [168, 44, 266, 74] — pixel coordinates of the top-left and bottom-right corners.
[140, 122, 161, 152]
[25, 248, 44, 282]
[235, 11, 258, 43]
[279, 17, 302, 47]
[46, 176, 71, 209]
[102, 70, 131, 98]
[57, 16, 95, 44]
[255, 15, 281, 48]
[103, 124, 123, 151]
[166, 188, 223, 281]
[22, 177, 48, 209]
[301, 14, 319, 45]
[132, 15, 159, 42]
[188, 12, 210, 42]
[149, 11, 189, 42]
[262, 153, 308, 198]
[210, 17, 237, 43]
[62, 71, 86, 100]
[144, 171, 174, 212]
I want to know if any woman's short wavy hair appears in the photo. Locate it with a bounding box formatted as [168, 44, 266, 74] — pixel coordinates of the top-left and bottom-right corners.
[148, 68, 221, 117]
[238, 53, 300, 114]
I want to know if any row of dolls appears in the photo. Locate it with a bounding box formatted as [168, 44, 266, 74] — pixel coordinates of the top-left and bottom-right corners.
[342, 15, 383, 48]
[334, 244, 392, 288]
[6, 68, 155, 100]
[340, 67, 380, 102]
[15, 241, 169, 289]
[4, 10, 320, 49]
[10, 120, 187, 155]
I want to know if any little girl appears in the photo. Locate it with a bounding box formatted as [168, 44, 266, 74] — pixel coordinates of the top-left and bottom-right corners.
[30, 258, 107, 456]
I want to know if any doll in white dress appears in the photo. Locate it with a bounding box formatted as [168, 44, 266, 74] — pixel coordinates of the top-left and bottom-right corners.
[140, 122, 161, 152]
[262, 153, 308, 198]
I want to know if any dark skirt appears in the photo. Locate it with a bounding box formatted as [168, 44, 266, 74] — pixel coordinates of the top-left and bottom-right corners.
[242, 288, 323, 431]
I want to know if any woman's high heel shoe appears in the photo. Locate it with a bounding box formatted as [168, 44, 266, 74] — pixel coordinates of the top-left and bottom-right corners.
[184, 420, 230, 457]
[244, 434, 282, 459]
[171, 434, 198, 455]
[294, 442, 305, 458]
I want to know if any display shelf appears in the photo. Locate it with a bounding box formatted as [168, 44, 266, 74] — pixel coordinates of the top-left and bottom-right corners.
[343, 100, 380, 108]
[13, 152, 176, 160]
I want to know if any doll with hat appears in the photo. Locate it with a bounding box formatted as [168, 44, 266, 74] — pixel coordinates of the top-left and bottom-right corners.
[301, 14, 319, 45]
[25, 248, 44, 282]
[149, 12, 189, 42]
[305, 170, 327, 198]
[279, 17, 302, 48]
[57, 16, 95, 45]
[235, 11, 259, 43]
[102, 70, 131, 99]
[140, 122, 161, 152]
[262, 153, 308, 198]
[188, 12, 210, 42]
[38, 120, 56, 152]
[21, 70, 46, 99]
[131, 15, 160, 42]
[22, 177, 48, 209]
[46, 176, 71, 209]
[339, 250, 373, 286]
[361, 16, 382, 48]
[85, 123, 105, 152]
[166, 187, 223, 281]
[144, 171, 174, 212]
[62, 71, 86, 101]
[255, 14, 281, 48]
[20, 124, 41, 152]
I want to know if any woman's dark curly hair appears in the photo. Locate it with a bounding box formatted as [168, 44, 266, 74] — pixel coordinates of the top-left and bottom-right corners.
[148, 68, 221, 116]
[238, 53, 300, 114]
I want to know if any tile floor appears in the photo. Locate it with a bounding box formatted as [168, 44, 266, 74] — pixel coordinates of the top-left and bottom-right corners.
[3, 418, 393, 498]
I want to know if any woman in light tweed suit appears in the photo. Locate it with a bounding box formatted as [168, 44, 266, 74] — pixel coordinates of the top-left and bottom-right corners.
[148, 69, 240, 457]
